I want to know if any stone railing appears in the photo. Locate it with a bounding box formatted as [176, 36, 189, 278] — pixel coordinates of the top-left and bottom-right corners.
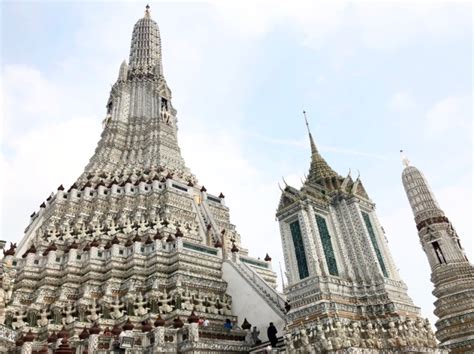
[197, 200, 221, 245]
[199, 327, 247, 342]
[192, 198, 209, 238]
[226, 259, 286, 318]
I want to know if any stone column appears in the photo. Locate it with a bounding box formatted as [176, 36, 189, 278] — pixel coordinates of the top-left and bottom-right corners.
[188, 323, 199, 343]
[20, 342, 32, 354]
[88, 334, 99, 352]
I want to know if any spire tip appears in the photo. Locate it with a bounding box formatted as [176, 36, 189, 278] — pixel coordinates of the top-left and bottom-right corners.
[400, 150, 410, 167]
[303, 110, 310, 134]
[145, 4, 151, 18]
[303, 110, 318, 155]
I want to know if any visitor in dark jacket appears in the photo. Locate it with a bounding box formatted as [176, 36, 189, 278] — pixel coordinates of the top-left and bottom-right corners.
[267, 322, 278, 347]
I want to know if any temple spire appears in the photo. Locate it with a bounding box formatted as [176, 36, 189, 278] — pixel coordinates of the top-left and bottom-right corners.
[128, 5, 163, 77]
[303, 110, 318, 156]
[400, 149, 410, 167]
[401, 157, 474, 350]
[303, 111, 339, 186]
[145, 4, 150, 18]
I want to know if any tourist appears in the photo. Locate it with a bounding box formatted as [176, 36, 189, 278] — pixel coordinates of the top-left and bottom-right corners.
[251, 326, 261, 345]
[267, 322, 278, 347]
[224, 319, 233, 330]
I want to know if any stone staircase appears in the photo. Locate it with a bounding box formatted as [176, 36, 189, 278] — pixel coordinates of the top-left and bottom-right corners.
[250, 336, 285, 353]
[225, 260, 286, 318]
[194, 198, 221, 245]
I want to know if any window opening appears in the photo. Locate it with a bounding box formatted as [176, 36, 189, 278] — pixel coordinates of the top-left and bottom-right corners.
[290, 221, 309, 279]
[315, 215, 339, 276]
[362, 212, 388, 277]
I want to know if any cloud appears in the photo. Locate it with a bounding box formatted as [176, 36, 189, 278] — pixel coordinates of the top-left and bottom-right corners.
[425, 95, 471, 138]
[0, 116, 99, 244]
[388, 91, 415, 112]
[352, 3, 470, 50]
[322, 146, 387, 160]
[1, 65, 61, 138]
[247, 132, 387, 159]
[209, 1, 470, 50]
[283, 173, 303, 189]
[180, 128, 285, 279]
[436, 175, 473, 256]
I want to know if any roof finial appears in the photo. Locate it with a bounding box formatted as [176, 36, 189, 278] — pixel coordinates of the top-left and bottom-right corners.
[145, 4, 151, 18]
[400, 150, 410, 167]
[303, 110, 310, 135]
[303, 110, 318, 155]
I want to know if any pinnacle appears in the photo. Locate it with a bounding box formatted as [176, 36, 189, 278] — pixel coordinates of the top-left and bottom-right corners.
[144, 4, 151, 18]
[302, 111, 339, 186]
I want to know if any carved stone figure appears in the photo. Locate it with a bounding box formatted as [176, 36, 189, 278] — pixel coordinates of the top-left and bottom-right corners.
[51, 306, 63, 325]
[328, 321, 348, 350]
[396, 321, 407, 347]
[110, 297, 124, 319]
[424, 320, 438, 348]
[206, 294, 219, 315]
[181, 288, 194, 311]
[37, 308, 50, 327]
[193, 292, 206, 313]
[300, 328, 312, 353]
[285, 332, 295, 353]
[404, 319, 416, 346]
[348, 321, 362, 347]
[135, 292, 148, 316]
[220, 294, 232, 316]
[387, 321, 401, 348]
[364, 322, 380, 349]
[88, 299, 100, 322]
[312, 324, 328, 351]
[63, 303, 76, 324]
[159, 290, 173, 314]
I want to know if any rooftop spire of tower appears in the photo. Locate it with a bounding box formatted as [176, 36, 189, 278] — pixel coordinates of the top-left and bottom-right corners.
[402, 159, 443, 225]
[400, 149, 410, 167]
[303, 110, 318, 155]
[145, 4, 151, 18]
[81, 8, 188, 179]
[401, 156, 474, 351]
[303, 111, 339, 185]
[128, 5, 163, 76]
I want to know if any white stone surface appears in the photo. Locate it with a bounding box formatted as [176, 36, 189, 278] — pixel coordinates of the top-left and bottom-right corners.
[222, 260, 285, 338]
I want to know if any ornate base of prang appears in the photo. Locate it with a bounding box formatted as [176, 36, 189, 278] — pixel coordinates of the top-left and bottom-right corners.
[284, 316, 441, 354]
[323, 349, 447, 354]
[7, 323, 253, 353]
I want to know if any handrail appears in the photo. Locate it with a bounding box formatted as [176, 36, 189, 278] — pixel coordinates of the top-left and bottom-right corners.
[238, 262, 286, 310]
[250, 336, 285, 352]
[225, 260, 286, 319]
[192, 197, 212, 242]
[199, 200, 221, 244]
